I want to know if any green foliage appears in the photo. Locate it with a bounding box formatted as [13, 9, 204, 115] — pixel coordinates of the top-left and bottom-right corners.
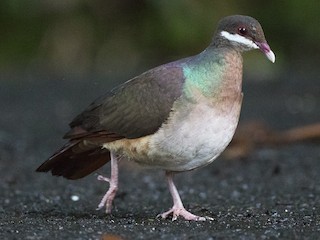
[0, 0, 319, 75]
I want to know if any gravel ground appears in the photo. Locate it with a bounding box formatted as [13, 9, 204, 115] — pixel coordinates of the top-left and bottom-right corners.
[0, 70, 319, 239]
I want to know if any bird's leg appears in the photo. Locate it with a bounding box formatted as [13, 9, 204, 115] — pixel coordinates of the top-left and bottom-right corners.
[96, 151, 119, 213]
[159, 171, 206, 221]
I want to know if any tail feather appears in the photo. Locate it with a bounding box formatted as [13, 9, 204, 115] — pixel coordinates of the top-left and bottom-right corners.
[36, 141, 110, 180]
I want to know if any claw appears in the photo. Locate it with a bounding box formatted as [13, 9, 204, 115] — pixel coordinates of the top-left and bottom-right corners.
[159, 207, 206, 221]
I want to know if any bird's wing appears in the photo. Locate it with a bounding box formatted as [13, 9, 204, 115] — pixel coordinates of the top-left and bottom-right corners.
[64, 61, 187, 141]
[36, 60, 188, 179]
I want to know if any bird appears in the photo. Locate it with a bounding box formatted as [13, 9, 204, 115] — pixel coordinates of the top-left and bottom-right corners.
[36, 15, 275, 221]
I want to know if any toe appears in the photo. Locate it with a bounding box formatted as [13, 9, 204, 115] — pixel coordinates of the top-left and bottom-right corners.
[97, 175, 110, 182]
[158, 207, 207, 221]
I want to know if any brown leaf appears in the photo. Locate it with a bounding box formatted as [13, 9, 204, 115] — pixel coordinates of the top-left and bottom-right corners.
[101, 233, 124, 240]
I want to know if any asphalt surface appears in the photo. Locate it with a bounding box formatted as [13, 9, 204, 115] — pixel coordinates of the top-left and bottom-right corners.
[0, 70, 319, 239]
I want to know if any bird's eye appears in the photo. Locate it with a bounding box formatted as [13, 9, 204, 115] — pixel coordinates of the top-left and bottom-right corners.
[238, 27, 247, 35]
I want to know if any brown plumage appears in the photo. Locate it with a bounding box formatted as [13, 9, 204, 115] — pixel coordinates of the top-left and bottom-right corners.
[43, 142, 110, 180]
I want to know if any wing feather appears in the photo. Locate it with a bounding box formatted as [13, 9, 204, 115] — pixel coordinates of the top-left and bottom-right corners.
[66, 62, 187, 140]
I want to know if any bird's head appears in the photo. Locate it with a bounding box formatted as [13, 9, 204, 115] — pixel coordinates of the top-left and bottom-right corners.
[215, 15, 275, 63]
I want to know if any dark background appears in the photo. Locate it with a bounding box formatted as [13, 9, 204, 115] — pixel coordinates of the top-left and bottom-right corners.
[1, 1, 320, 239]
[1, 0, 319, 77]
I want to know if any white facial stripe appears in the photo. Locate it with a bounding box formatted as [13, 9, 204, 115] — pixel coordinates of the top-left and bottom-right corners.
[220, 31, 259, 49]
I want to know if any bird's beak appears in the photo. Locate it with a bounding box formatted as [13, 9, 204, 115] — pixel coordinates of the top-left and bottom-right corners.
[256, 42, 275, 63]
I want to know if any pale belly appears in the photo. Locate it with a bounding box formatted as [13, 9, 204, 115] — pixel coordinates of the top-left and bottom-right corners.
[103, 98, 242, 172]
[145, 101, 241, 171]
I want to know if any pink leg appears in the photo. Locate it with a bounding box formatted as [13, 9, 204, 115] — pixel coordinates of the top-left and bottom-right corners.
[159, 171, 207, 221]
[96, 151, 118, 213]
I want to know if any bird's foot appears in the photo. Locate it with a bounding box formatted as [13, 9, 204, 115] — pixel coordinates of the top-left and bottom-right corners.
[96, 152, 119, 214]
[158, 206, 206, 221]
[96, 174, 118, 213]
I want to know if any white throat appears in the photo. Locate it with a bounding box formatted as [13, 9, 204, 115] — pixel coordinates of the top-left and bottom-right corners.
[220, 31, 259, 49]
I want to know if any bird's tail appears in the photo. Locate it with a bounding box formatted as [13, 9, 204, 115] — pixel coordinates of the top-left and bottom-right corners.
[36, 140, 110, 180]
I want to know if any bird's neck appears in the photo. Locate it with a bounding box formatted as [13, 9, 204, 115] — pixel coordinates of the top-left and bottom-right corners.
[182, 46, 243, 103]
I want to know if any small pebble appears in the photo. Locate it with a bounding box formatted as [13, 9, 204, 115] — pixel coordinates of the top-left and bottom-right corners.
[71, 195, 80, 201]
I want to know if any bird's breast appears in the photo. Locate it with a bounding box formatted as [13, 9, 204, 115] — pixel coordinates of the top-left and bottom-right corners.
[144, 94, 242, 171]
